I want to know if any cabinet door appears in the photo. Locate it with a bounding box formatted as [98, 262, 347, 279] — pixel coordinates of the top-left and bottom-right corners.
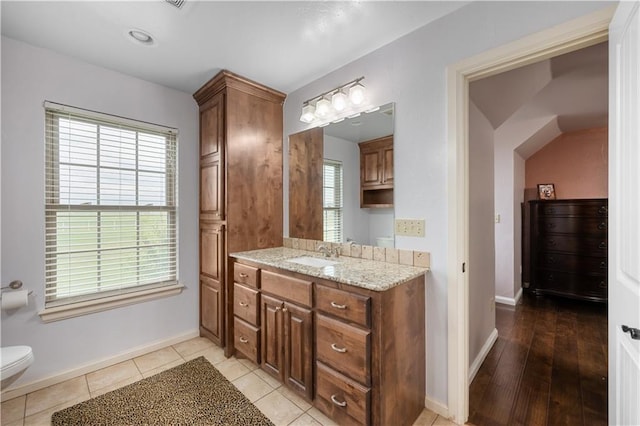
[201, 276, 222, 340]
[261, 294, 284, 380]
[284, 302, 313, 400]
[200, 93, 224, 158]
[381, 145, 393, 185]
[360, 150, 381, 187]
[200, 93, 225, 221]
[200, 224, 223, 279]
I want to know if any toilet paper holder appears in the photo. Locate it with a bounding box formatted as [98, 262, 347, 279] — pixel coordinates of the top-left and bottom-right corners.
[0, 280, 33, 297]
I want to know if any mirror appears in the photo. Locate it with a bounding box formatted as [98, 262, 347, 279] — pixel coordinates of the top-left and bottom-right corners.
[289, 102, 394, 247]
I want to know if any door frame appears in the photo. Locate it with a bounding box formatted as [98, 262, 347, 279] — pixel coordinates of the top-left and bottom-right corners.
[446, 6, 615, 424]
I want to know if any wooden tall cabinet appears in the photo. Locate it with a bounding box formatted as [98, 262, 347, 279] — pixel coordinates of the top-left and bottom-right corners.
[358, 135, 394, 208]
[194, 70, 285, 347]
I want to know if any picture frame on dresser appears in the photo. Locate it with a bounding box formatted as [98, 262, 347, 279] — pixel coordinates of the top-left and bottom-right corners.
[537, 183, 556, 200]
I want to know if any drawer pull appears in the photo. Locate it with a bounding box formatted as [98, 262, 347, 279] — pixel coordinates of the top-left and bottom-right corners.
[598, 241, 607, 249]
[330, 394, 347, 407]
[330, 301, 347, 310]
[239, 273, 249, 278]
[547, 239, 556, 247]
[239, 336, 248, 344]
[597, 222, 607, 230]
[238, 301, 248, 307]
[600, 261, 607, 269]
[545, 208, 555, 214]
[331, 343, 347, 353]
[599, 281, 607, 288]
[598, 206, 608, 215]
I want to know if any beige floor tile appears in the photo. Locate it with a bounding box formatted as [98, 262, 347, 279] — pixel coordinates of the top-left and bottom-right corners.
[276, 386, 312, 411]
[3, 419, 24, 426]
[433, 415, 458, 425]
[89, 374, 142, 398]
[214, 358, 251, 382]
[288, 413, 322, 426]
[254, 390, 304, 426]
[85, 360, 141, 393]
[182, 344, 227, 365]
[133, 346, 182, 373]
[172, 337, 215, 358]
[306, 407, 339, 426]
[253, 368, 282, 389]
[1, 395, 26, 423]
[24, 395, 88, 426]
[25, 376, 89, 417]
[141, 359, 185, 379]
[231, 372, 274, 402]
[412, 408, 438, 425]
[237, 358, 260, 371]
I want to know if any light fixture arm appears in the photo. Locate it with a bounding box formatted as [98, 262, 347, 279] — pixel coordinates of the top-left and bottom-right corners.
[301, 76, 364, 106]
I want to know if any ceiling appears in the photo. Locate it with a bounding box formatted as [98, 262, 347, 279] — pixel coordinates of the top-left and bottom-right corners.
[1, 1, 467, 95]
[469, 41, 608, 135]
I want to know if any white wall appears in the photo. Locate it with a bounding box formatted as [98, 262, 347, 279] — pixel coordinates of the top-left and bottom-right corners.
[283, 1, 611, 405]
[468, 101, 496, 364]
[323, 135, 370, 244]
[0, 37, 199, 387]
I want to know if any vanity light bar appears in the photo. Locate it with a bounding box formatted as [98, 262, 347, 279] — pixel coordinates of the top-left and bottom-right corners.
[299, 77, 368, 124]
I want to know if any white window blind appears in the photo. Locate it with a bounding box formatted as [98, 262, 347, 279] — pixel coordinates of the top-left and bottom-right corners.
[323, 159, 343, 243]
[44, 102, 178, 307]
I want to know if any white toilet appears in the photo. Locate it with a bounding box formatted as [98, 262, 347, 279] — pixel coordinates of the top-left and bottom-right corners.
[1, 346, 34, 389]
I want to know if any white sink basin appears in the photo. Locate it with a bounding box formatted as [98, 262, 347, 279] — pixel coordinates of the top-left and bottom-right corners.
[286, 256, 339, 268]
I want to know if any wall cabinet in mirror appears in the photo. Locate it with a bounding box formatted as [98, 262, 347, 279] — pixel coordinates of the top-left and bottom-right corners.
[359, 136, 394, 208]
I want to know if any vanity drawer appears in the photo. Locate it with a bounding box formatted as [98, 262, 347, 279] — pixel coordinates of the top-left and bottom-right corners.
[234, 263, 260, 288]
[234, 283, 259, 325]
[261, 270, 312, 308]
[234, 317, 260, 364]
[315, 362, 370, 426]
[315, 285, 371, 328]
[316, 314, 370, 386]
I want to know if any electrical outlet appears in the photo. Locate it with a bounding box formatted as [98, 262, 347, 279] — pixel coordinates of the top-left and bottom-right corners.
[395, 219, 426, 237]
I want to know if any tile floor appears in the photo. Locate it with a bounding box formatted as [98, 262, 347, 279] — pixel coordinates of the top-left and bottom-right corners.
[1, 337, 456, 426]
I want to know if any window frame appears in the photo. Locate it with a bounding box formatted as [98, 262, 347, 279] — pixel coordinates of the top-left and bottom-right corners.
[322, 159, 344, 243]
[40, 102, 182, 322]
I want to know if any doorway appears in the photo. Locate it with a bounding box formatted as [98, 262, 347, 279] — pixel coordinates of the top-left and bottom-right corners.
[445, 6, 615, 424]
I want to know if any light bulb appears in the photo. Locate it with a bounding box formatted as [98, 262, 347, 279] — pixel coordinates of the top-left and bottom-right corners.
[331, 90, 348, 112]
[299, 104, 316, 123]
[315, 97, 332, 118]
[349, 82, 365, 105]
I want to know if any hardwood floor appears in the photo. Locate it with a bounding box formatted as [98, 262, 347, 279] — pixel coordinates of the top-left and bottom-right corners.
[469, 292, 607, 426]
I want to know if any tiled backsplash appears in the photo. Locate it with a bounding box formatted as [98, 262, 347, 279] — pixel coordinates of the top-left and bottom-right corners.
[283, 238, 431, 269]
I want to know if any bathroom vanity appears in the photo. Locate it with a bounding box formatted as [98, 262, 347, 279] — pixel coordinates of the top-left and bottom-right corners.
[228, 247, 427, 426]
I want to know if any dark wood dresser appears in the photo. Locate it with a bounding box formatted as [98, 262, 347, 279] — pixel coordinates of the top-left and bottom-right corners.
[529, 199, 608, 302]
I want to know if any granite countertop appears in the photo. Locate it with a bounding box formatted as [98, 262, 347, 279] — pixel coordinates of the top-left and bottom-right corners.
[230, 247, 428, 292]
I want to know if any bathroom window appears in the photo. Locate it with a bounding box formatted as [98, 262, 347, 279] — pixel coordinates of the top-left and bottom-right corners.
[43, 102, 179, 311]
[323, 160, 343, 243]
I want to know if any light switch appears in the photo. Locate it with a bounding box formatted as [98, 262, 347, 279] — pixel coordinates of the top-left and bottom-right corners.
[395, 219, 425, 237]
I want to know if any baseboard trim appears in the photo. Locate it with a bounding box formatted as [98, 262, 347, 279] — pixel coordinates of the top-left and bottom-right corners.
[468, 328, 499, 383]
[425, 395, 449, 419]
[495, 287, 523, 306]
[1, 329, 200, 401]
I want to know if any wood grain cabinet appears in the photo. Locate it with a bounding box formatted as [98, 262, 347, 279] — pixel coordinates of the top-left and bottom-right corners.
[229, 258, 425, 426]
[194, 70, 285, 348]
[358, 135, 393, 208]
[529, 199, 608, 302]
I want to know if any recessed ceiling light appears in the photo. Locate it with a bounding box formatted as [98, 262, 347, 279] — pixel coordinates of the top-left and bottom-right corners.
[127, 29, 155, 46]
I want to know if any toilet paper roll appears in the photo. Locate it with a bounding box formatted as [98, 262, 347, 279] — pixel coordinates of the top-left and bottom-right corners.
[1, 290, 29, 310]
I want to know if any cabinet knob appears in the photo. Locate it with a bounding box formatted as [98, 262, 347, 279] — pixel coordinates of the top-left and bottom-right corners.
[547, 239, 556, 247]
[547, 274, 554, 282]
[598, 241, 607, 250]
[238, 301, 248, 307]
[282, 307, 288, 313]
[331, 343, 347, 353]
[598, 281, 607, 288]
[598, 206, 608, 215]
[330, 301, 347, 310]
[546, 256, 556, 264]
[330, 394, 347, 407]
[275, 306, 281, 312]
[239, 336, 248, 344]
[597, 222, 607, 230]
[600, 261, 607, 269]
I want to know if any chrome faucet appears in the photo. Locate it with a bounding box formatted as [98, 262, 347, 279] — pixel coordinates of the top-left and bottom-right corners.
[317, 244, 331, 257]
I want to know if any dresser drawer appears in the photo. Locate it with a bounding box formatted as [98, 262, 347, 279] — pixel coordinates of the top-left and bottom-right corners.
[234, 283, 259, 325]
[316, 285, 371, 328]
[316, 314, 370, 385]
[261, 270, 312, 307]
[234, 317, 260, 364]
[537, 202, 608, 217]
[315, 362, 370, 426]
[537, 235, 607, 255]
[536, 252, 607, 273]
[537, 217, 607, 236]
[234, 263, 260, 288]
